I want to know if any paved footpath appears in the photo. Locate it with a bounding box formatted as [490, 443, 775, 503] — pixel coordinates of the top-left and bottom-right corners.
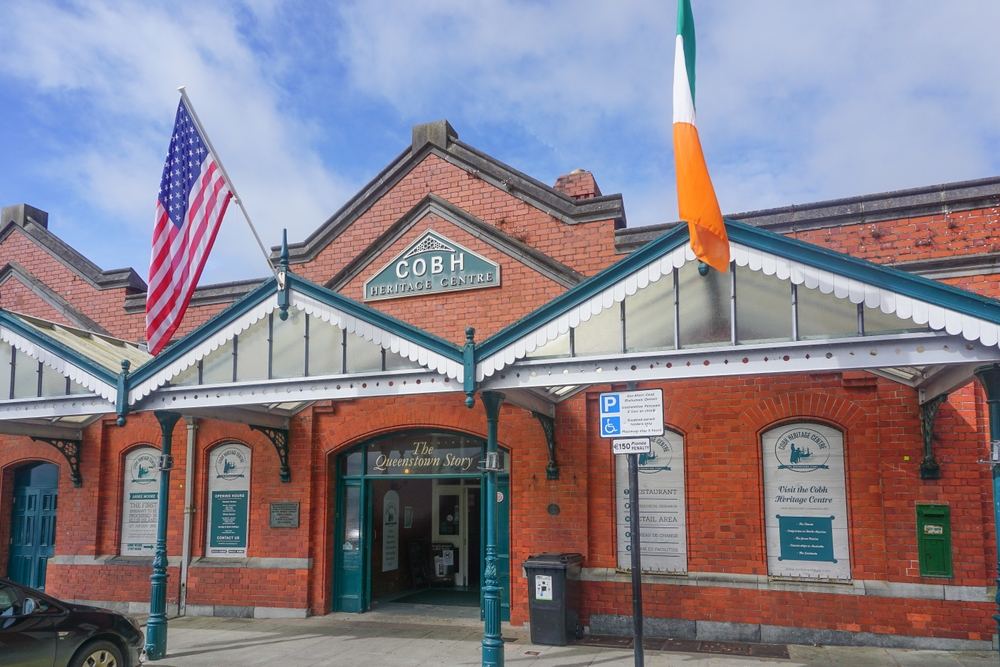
[148, 609, 997, 667]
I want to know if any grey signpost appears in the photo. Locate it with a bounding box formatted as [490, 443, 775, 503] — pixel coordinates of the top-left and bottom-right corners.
[601, 390, 664, 667]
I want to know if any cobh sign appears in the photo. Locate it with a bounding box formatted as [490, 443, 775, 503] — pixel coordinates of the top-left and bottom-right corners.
[364, 230, 501, 301]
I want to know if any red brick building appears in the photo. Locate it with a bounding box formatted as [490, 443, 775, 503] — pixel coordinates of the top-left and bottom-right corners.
[2, 120, 999, 650]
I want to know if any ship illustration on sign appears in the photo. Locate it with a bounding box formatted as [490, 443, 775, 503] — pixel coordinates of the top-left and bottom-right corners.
[130, 452, 159, 485]
[774, 427, 831, 472]
[638, 435, 673, 473]
[215, 447, 248, 480]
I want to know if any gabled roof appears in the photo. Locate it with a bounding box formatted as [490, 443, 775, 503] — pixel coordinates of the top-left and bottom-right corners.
[274, 121, 626, 265]
[0, 262, 111, 334]
[616, 174, 1000, 251]
[1, 204, 146, 292]
[326, 193, 585, 293]
[477, 219, 1000, 388]
[126, 270, 468, 405]
[0, 310, 150, 402]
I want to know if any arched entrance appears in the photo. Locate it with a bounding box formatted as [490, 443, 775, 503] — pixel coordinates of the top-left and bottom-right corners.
[334, 430, 510, 619]
[7, 462, 59, 590]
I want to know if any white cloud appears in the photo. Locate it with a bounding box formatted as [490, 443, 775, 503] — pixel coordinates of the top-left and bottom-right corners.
[333, 0, 1000, 223]
[1, 0, 998, 285]
[0, 0, 351, 283]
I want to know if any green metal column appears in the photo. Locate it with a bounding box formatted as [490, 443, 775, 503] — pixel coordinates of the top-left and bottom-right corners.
[145, 411, 181, 661]
[481, 391, 505, 667]
[974, 365, 1000, 664]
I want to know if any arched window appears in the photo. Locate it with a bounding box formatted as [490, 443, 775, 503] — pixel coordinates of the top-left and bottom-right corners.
[761, 422, 851, 580]
[615, 430, 687, 574]
[121, 446, 160, 556]
[206, 443, 252, 558]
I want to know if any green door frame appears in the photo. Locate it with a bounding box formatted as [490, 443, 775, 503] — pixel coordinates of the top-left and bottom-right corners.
[333, 430, 510, 619]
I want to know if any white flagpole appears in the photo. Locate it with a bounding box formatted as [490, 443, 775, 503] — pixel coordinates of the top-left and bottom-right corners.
[176, 86, 280, 283]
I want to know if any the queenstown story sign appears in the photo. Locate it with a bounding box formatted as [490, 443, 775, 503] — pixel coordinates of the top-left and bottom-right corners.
[364, 230, 501, 301]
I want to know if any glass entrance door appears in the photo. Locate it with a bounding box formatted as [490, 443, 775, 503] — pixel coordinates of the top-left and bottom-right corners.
[8, 463, 59, 590]
[333, 431, 510, 615]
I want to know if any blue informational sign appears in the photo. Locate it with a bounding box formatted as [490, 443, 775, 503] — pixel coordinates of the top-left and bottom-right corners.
[777, 515, 836, 562]
[598, 390, 664, 438]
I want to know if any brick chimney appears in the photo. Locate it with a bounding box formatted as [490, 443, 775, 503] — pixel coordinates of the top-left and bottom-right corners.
[554, 169, 602, 200]
[1, 204, 48, 229]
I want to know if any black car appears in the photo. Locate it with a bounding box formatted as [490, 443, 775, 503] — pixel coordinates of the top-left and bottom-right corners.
[0, 577, 144, 667]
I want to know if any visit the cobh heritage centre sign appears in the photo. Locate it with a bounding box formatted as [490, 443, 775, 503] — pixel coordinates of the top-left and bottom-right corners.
[364, 230, 501, 302]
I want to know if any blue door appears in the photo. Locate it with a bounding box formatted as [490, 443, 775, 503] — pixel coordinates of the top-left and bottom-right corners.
[7, 463, 59, 591]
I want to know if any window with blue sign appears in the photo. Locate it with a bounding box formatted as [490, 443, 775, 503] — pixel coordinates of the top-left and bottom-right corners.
[761, 423, 851, 580]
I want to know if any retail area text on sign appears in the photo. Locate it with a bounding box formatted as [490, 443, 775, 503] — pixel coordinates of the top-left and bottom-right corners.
[599, 389, 664, 438]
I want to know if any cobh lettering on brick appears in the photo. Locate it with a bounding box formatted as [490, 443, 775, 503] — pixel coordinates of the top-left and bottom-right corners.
[364, 230, 501, 302]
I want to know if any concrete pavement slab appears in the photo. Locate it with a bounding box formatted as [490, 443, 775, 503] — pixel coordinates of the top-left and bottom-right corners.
[147, 612, 996, 667]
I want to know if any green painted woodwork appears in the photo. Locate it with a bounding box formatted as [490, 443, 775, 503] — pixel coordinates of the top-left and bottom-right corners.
[7, 463, 58, 591]
[335, 480, 367, 613]
[916, 505, 952, 578]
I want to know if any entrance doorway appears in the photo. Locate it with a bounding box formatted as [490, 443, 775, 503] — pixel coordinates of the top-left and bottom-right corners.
[334, 431, 509, 618]
[7, 463, 58, 590]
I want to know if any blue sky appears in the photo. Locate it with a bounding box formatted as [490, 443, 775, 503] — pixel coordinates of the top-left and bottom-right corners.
[1, 0, 998, 286]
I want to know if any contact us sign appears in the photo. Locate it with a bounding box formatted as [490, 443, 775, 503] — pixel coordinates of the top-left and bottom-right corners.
[761, 423, 851, 579]
[364, 230, 500, 302]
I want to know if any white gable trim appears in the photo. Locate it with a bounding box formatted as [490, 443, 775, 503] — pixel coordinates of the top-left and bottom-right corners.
[291, 292, 464, 382]
[129, 290, 463, 404]
[477, 242, 1000, 381]
[0, 325, 115, 402]
[129, 294, 278, 403]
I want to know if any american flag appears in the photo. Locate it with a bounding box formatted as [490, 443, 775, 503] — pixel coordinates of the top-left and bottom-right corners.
[147, 99, 232, 355]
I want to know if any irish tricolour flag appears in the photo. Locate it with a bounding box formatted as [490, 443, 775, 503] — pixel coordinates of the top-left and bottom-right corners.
[673, 0, 730, 273]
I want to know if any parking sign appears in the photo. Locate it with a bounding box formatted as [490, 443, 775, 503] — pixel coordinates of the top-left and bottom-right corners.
[597, 389, 664, 438]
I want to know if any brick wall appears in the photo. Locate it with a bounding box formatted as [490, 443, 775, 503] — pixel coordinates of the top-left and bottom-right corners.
[1, 140, 998, 642]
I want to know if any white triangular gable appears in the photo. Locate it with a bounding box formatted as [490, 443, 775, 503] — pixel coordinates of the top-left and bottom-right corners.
[291, 292, 464, 382]
[0, 325, 116, 401]
[477, 241, 1000, 381]
[129, 289, 464, 404]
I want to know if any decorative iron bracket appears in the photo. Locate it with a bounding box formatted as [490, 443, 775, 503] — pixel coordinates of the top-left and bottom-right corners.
[249, 425, 291, 482]
[30, 437, 82, 487]
[920, 393, 948, 479]
[531, 411, 559, 480]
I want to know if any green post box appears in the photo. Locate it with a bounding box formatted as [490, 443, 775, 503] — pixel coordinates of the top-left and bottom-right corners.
[916, 505, 952, 578]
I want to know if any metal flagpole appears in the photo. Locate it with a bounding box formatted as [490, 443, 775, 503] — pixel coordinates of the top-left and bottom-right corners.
[176, 87, 280, 284]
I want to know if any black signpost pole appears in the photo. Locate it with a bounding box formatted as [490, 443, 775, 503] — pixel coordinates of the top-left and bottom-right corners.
[628, 452, 644, 667]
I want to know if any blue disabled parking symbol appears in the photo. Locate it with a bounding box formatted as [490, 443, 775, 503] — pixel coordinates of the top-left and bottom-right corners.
[600, 393, 622, 436]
